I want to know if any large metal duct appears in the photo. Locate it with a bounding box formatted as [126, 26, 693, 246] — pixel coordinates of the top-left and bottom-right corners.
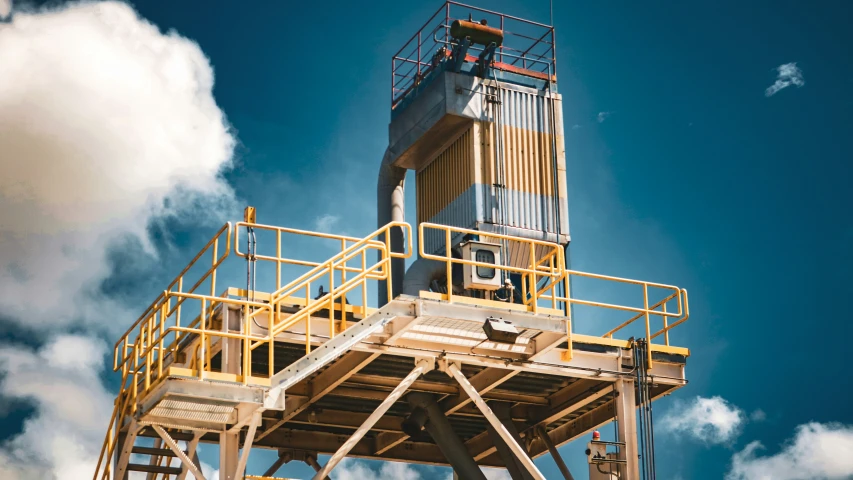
[401, 257, 445, 297]
[377, 148, 407, 307]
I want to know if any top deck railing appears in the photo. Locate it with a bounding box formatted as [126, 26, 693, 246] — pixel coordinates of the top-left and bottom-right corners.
[95, 218, 688, 479]
[391, 1, 556, 108]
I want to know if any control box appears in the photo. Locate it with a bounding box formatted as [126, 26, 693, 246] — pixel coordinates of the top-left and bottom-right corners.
[460, 241, 502, 290]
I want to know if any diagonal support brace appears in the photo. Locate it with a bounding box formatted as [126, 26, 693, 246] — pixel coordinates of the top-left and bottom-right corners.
[152, 426, 206, 480]
[444, 361, 546, 480]
[311, 358, 433, 480]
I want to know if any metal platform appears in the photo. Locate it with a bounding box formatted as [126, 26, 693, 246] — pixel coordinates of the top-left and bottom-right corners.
[94, 219, 689, 480]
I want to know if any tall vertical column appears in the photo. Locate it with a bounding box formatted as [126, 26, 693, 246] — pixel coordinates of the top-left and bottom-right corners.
[219, 432, 239, 480]
[220, 306, 242, 479]
[615, 378, 639, 480]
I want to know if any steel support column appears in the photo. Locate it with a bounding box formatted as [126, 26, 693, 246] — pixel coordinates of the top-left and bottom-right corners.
[407, 392, 487, 480]
[615, 378, 639, 480]
[219, 432, 239, 480]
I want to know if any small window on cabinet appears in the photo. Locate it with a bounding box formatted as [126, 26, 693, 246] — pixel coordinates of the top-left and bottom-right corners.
[475, 249, 496, 279]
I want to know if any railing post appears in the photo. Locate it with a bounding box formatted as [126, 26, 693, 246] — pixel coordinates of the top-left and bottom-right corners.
[662, 302, 669, 346]
[446, 228, 453, 304]
[276, 229, 282, 291]
[200, 298, 207, 380]
[643, 284, 652, 368]
[529, 242, 538, 314]
[329, 262, 335, 340]
[361, 249, 367, 323]
[386, 227, 394, 304]
[340, 238, 347, 331]
[176, 277, 183, 343]
[211, 237, 218, 297]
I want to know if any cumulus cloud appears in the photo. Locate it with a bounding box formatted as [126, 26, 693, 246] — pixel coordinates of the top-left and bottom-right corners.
[765, 62, 805, 97]
[0, 2, 237, 480]
[0, 0, 236, 332]
[597, 111, 612, 123]
[0, 335, 113, 480]
[660, 396, 745, 444]
[727, 423, 853, 480]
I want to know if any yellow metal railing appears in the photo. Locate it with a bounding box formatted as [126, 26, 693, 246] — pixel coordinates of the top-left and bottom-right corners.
[96, 218, 688, 480]
[418, 222, 689, 366]
[548, 271, 689, 365]
[94, 220, 412, 480]
[418, 222, 567, 314]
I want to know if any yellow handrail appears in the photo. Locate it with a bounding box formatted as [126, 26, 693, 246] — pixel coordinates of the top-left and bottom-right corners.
[96, 217, 689, 480]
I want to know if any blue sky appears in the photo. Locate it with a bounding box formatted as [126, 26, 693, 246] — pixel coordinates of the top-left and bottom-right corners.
[1, 0, 852, 479]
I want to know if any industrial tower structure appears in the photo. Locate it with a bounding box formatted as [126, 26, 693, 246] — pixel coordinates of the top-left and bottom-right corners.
[95, 3, 690, 479]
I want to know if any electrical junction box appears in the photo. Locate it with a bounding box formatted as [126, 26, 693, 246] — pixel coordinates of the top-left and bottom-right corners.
[460, 241, 501, 290]
[483, 318, 520, 344]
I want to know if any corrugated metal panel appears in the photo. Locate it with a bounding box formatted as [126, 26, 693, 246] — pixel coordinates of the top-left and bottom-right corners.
[416, 83, 568, 256]
[416, 127, 475, 224]
[478, 86, 564, 235]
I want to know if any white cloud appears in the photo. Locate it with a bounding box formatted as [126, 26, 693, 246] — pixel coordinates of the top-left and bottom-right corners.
[764, 62, 804, 97]
[0, 0, 236, 333]
[482, 468, 513, 479]
[660, 396, 745, 444]
[0, 0, 11, 19]
[314, 213, 341, 233]
[0, 335, 113, 480]
[0, 2, 236, 480]
[727, 422, 853, 480]
[333, 459, 423, 480]
[571, 124, 582, 130]
[750, 409, 767, 422]
[597, 111, 612, 123]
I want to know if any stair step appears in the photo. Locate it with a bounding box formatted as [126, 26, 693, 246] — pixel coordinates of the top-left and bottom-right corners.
[131, 446, 179, 457]
[127, 463, 183, 475]
[138, 427, 195, 441]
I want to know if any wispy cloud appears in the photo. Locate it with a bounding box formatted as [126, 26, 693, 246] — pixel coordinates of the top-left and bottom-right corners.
[727, 423, 853, 479]
[597, 111, 612, 123]
[749, 409, 767, 422]
[314, 213, 342, 233]
[660, 396, 745, 444]
[765, 62, 805, 97]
